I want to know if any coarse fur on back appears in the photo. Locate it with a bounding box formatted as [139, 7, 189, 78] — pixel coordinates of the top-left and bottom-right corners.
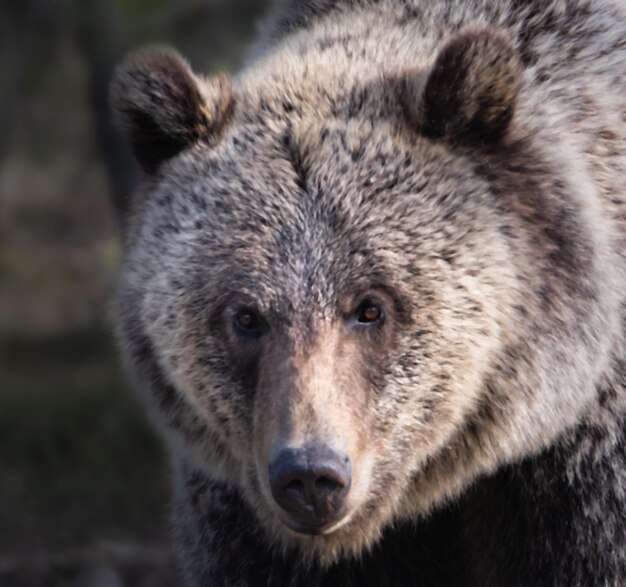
[110, 0, 626, 585]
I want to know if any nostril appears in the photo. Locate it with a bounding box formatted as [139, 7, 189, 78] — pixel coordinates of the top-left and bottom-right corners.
[283, 479, 305, 494]
[315, 475, 343, 493]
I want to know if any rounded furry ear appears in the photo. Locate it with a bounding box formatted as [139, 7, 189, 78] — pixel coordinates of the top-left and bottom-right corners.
[110, 46, 234, 173]
[404, 27, 522, 143]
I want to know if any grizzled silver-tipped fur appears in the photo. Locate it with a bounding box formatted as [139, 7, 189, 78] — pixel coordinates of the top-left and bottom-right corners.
[111, 0, 625, 585]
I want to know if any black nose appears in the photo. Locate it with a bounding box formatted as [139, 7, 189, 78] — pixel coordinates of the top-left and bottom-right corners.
[269, 446, 351, 531]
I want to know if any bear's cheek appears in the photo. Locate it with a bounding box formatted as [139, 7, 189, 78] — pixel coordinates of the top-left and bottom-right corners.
[365, 285, 504, 477]
[141, 294, 258, 455]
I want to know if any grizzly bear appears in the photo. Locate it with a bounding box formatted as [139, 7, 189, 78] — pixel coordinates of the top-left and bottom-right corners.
[110, 0, 625, 585]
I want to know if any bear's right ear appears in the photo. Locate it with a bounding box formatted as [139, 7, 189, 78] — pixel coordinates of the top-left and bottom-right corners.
[403, 27, 522, 144]
[110, 47, 234, 173]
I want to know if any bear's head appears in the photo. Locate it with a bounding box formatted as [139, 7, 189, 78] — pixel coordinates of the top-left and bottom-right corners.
[111, 27, 616, 561]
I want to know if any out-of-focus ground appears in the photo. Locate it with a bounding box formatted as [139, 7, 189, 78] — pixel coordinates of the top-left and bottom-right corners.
[0, 1, 265, 584]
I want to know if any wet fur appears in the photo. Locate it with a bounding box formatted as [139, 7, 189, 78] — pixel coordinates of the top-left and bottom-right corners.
[112, 0, 625, 585]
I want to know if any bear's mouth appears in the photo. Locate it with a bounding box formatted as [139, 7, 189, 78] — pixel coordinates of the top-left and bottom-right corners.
[283, 519, 329, 536]
[280, 511, 351, 536]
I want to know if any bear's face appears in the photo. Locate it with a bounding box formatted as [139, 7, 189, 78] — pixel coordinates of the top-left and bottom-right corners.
[113, 29, 609, 559]
[116, 76, 519, 557]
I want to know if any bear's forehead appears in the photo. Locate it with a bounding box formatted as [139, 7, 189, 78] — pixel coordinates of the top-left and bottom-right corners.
[159, 120, 448, 250]
[151, 149, 401, 300]
[167, 113, 480, 235]
[141, 95, 487, 314]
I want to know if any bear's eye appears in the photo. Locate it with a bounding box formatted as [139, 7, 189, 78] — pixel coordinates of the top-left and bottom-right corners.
[355, 301, 384, 324]
[234, 309, 263, 335]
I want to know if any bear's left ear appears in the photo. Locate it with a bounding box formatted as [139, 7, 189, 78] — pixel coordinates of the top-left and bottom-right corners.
[110, 46, 234, 173]
[403, 27, 522, 144]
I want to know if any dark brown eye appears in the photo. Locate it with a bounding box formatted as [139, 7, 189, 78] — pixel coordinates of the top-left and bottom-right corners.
[356, 301, 383, 324]
[234, 309, 262, 334]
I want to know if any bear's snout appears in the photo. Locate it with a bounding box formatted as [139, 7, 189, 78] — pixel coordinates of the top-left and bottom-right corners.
[269, 445, 351, 534]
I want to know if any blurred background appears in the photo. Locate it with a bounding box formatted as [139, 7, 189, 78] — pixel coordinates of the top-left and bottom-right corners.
[0, 1, 267, 584]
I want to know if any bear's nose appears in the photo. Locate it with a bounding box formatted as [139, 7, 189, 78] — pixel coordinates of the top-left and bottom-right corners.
[269, 445, 351, 532]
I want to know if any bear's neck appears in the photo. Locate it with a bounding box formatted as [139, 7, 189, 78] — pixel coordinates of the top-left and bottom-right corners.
[460, 373, 625, 585]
